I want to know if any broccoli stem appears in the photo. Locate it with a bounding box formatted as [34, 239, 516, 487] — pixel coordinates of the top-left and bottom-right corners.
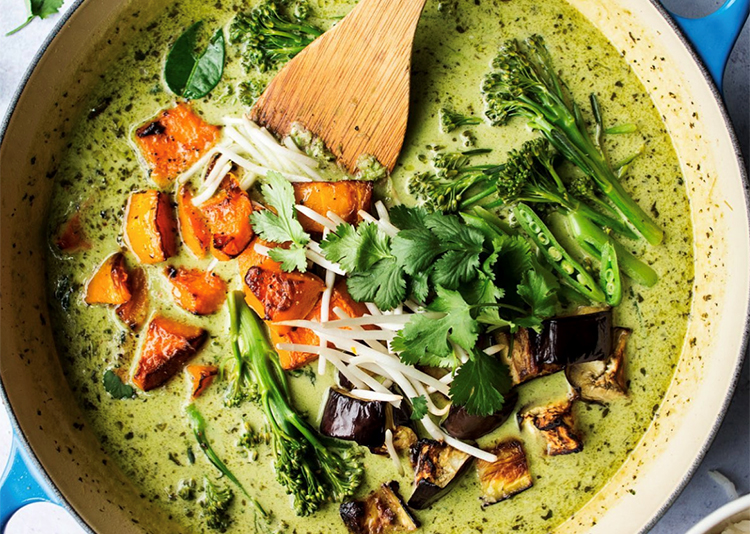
[565, 210, 658, 287]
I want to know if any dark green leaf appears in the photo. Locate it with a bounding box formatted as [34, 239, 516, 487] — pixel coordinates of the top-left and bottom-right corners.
[517, 269, 558, 320]
[391, 228, 442, 275]
[103, 370, 135, 399]
[7, 0, 63, 35]
[269, 246, 308, 273]
[346, 261, 406, 311]
[450, 350, 512, 416]
[183, 29, 226, 100]
[165, 22, 203, 95]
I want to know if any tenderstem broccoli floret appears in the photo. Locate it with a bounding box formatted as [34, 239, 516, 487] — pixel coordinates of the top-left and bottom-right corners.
[481, 35, 663, 245]
[439, 107, 481, 133]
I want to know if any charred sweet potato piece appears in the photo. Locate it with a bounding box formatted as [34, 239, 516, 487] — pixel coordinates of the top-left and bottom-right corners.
[134, 102, 221, 188]
[166, 266, 227, 315]
[520, 399, 584, 456]
[116, 267, 149, 329]
[132, 315, 207, 391]
[269, 279, 370, 370]
[293, 181, 373, 233]
[85, 252, 131, 305]
[186, 364, 218, 399]
[340, 481, 419, 534]
[200, 174, 255, 260]
[56, 212, 91, 252]
[124, 190, 178, 264]
[239, 238, 325, 323]
[177, 186, 211, 258]
[476, 439, 533, 507]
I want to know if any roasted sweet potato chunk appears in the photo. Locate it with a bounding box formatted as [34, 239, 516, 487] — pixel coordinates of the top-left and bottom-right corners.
[476, 439, 533, 507]
[56, 212, 90, 252]
[201, 174, 254, 261]
[268, 279, 368, 370]
[125, 190, 178, 264]
[293, 181, 372, 233]
[85, 252, 131, 305]
[166, 266, 227, 315]
[116, 267, 149, 329]
[186, 365, 218, 399]
[177, 186, 211, 258]
[132, 315, 207, 391]
[239, 238, 325, 323]
[134, 102, 221, 188]
[340, 481, 419, 534]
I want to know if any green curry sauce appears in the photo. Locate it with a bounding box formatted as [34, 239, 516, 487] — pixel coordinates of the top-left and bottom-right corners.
[45, 0, 694, 532]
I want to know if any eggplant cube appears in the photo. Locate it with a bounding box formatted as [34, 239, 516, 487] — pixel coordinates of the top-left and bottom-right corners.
[340, 481, 419, 534]
[320, 388, 387, 448]
[442, 391, 518, 441]
[566, 327, 631, 403]
[500, 329, 562, 385]
[476, 439, 533, 507]
[407, 439, 473, 510]
[520, 399, 583, 456]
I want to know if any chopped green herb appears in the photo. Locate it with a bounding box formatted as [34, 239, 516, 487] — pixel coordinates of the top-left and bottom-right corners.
[409, 396, 429, 420]
[450, 349, 512, 417]
[102, 370, 135, 399]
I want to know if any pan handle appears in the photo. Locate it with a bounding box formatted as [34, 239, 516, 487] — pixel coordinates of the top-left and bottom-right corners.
[663, 0, 750, 93]
[0, 433, 60, 532]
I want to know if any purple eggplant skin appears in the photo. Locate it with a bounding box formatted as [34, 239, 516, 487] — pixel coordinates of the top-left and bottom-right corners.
[442, 391, 518, 441]
[407, 439, 473, 510]
[532, 310, 613, 366]
[320, 388, 387, 448]
[340, 481, 419, 534]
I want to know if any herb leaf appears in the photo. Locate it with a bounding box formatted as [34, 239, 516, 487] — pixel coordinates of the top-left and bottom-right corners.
[250, 171, 310, 272]
[103, 370, 135, 399]
[165, 22, 225, 99]
[410, 396, 428, 420]
[450, 349, 512, 416]
[7, 0, 64, 36]
[346, 261, 406, 311]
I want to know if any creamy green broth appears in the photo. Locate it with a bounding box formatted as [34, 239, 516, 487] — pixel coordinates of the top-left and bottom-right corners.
[45, 0, 694, 532]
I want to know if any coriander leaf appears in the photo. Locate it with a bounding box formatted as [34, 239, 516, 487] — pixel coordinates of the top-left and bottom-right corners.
[269, 246, 308, 273]
[358, 222, 392, 270]
[321, 222, 391, 273]
[410, 396, 428, 420]
[250, 171, 310, 272]
[517, 269, 558, 321]
[346, 261, 406, 311]
[432, 249, 481, 290]
[392, 286, 477, 367]
[425, 211, 482, 248]
[450, 350, 512, 416]
[391, 228, 442, 275]
[183, 29, 226, 100]
[388, 205, 429, 231]
[103, 370, 135, 400]
[408, 271, 430, 304]
[7, 0, 63, 36]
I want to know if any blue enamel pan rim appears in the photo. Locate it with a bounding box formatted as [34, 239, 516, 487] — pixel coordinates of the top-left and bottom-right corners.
[0, 1, 747, 533]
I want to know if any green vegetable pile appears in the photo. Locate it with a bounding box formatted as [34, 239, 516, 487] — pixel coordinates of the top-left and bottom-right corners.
[226, 292, 364, 516]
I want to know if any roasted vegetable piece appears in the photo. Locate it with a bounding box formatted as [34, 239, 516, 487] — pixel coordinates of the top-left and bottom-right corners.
[178, 186, 211, 258]
[132, 315, 207, 391]
[124, 190, 178, 264]
[56, 212, 90, 252]
[520, 398, 583, 456]
[320, 388, 387, 448]
[534, 309, 613, 366]
[293, 181, 373, 233]
[166, 266, 228, 315]
[566, 327, 630, 403]
[85, 252, 131, 305]
[340, 481, 419, 534]
[476, 439, 533, 507]
[239, 238, 325, 322]
[499, 328, 562, 386]
[271, 280, 371, 370]
[134, 102, 221, 188]
[200, 174, 255, 260]
[187, 365, 219, 399]
[407, 439, 473, 510]
[442, 391, 518, 440]
[116, 267, 149, 329]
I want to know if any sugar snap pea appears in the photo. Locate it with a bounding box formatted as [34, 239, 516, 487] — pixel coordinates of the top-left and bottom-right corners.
[599, 240, 622, 306]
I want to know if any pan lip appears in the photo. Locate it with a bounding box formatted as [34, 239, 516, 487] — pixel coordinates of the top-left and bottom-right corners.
[636, 1, 750, 533]
[0, 2, 94, 532]
[0, 1, 747, 533]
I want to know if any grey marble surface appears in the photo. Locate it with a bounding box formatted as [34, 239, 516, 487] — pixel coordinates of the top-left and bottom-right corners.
[0, 0, 748, 533]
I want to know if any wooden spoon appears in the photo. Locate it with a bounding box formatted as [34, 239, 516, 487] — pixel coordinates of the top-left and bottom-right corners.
[250, 0, 428, 174]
